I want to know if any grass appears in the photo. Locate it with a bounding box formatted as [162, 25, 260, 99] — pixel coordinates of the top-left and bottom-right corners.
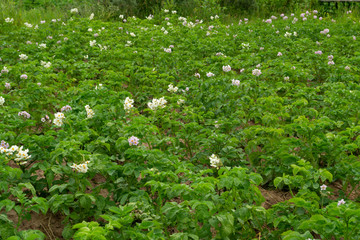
[1, 0, 360, 27]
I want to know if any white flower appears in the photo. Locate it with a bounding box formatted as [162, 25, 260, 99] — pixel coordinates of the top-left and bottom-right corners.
[19, 54, 28, 60]
[98, 44, 107, 51]
[0, 96, 4, 105]
[194, 73, 200, 78]
[345, 66, 350, 70]
[337, 199, 346, 206]
[206, 72, 215, 77]
[231, 79, 240, 86]
[119, 15, 124, 19]
[209, 154, 222, 168]
[252, 69, 262, 76]
[54, 112, 65, 119]
[85, 105, 95, 118]
[71, 161, 90, 173]
[43, 62, 51, 68]
[164, 48, 172, 53]
[177, 99, 185, 105]
[9, 145, 19, 153]
[88, 28, 93, 32]
[53, 112, 65, 127]
[14, 146, 31, 163]
[125, 41, 132, 47]
[164, 9, 169, 13]
[124, 97, 134, 112]
[320, 184, 327, 191]
[172, 10, 177, 14]
[241, 43, 250, 49]
[164, 30, 168, 35]
[187, 22, 195, 28]
[24, 22, 33, 28]
[38, 43, 46, 49]
[70, 8, 78, 13]
[148, 97, 167, 110]
[90, 40, 97, 47]
[5, 18, 14, 23]
[84, 55, 88, 59]
[168, 84, 178, 93]
[284, 76, 289, 81]
[89, 13, 94, 20]
[222, 65, 231, 72]
[53, 118, 63, 126]
[95, 83, 103, 90]
[284, 32, 292, 37]
[130, 32, 136, 37]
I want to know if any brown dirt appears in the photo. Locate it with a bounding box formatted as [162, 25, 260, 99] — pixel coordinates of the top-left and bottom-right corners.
[6, 210, 65, 240]
[259, 186, 293, 209]
[328, 181, 360, 201]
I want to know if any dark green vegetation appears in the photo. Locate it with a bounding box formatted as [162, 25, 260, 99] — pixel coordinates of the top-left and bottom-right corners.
[2, 0, 360, 22]
[1, 4, 360, 240]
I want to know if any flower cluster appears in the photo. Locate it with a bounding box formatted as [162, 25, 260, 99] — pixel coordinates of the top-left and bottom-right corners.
[128, 136, 140, 146]
[19, 54, 28, 60]
[0, 144, 31, 165]
[38, 43, 47, 49]
[320, 28, 329, 35]
[328, 55, 335, 65]
[177, 98, 185, 105]
[70, 161, 90, 173]
[241, 43, 250, 49]
[222, 65, 231, 72]
[337, 199, 346, 206]
[209, 154, 222, 168]
[124, 97, 134, 112]
[41, 115, 50, 123]
[2, 66, 9, 73]
[1, 140, 9, 149]
[40, 61, 51, 68]
[314, 50, 322, 55]
[231, 79, 240, 86]
[18, 111, 31, 119]
[85, 105, 95, 118]
[5, 17, 14, 23]
[206, 72, 215, 77]
[90, 40, 97, 47]
[0, 96, 4, 105]
[53, 112, 65, 126]
[252, 69, 262, 76]
[148, 97, 167, 110]
[24, 22, 33, 28]
[61, 105, 72, 112]
[168, 84, 178, 93]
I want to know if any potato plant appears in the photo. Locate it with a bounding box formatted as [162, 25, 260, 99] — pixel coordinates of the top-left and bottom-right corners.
[0, 8, 360, 240]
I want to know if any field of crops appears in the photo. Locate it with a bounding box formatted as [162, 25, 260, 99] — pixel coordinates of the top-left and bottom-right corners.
[1, 8, 360, 240]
